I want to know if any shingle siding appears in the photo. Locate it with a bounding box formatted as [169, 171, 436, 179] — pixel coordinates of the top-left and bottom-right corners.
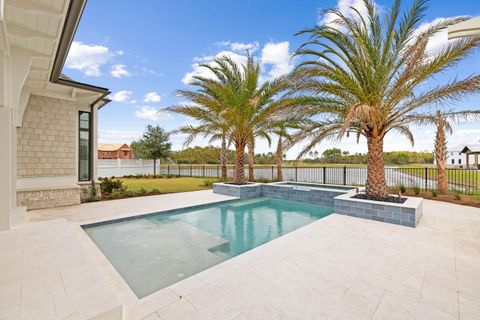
[17, 95, 76, 178]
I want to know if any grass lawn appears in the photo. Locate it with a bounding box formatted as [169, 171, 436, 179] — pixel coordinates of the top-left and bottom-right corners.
[119, 177, 214, 194]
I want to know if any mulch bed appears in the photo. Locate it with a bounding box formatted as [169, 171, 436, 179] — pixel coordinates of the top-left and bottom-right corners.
[352, 193, 407, 204]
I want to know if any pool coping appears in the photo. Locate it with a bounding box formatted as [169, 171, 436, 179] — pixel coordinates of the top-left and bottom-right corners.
[81, 198, 241, 229]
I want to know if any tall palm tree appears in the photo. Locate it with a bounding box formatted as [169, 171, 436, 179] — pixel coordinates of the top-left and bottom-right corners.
[292, 0, 480, 197]
[167, 102, 230, 180]
[171, 55, 293, 184]
[410, 110, 480, 193]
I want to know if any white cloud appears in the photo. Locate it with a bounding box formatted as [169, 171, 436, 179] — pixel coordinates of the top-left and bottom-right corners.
[143, 92, 162, 103]
[215, 41, 260, 52]
[413, 17, 464, 57]
[135, 106, 173, 122]
[261, 41, 295, 81]
[231, 41, 259, 52]
[319, 0, 371, 29]
[183, 41, 295, 84]
[109, 90, 133, 103]
[182, 50, 248, 84]
[65, 41, 111, 76]
[110, 64, 131, 78]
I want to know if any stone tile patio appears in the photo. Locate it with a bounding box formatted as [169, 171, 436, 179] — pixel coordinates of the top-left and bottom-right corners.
[2, 190, 479, 320]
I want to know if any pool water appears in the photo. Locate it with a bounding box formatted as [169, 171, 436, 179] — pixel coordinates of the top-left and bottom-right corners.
[83, 197, 333, 298]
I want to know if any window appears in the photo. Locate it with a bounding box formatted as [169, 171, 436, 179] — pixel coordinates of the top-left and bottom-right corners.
[79, 112, 91, 181]
[451, 159, 455, 164]
[124, 151, 128, 156]
[459, 159, 462, 165]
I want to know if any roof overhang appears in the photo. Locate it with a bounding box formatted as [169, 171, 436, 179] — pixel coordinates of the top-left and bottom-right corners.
[460, 146, 480, 154]
[3, 0, 110, 109]
[448, 17, 480, 39]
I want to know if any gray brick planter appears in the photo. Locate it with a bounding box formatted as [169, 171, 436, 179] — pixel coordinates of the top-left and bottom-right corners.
[213, 181, 355, 206]
[334, 191, 423, 227]
[213, 183, 263, 199]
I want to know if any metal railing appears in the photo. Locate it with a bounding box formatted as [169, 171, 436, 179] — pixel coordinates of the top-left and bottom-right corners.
[97, 160, 479, 194]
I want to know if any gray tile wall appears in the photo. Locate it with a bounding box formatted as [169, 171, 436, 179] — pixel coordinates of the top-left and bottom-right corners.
[334, 198, 421, 227]
[212, 184, 262, 199]
[213, 183, 345, 206]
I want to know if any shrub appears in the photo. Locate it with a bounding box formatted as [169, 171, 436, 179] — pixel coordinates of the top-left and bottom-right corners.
[107, 190, 124, 200]
[453, 189, 462, 200]
[123, 190, 136, 197]
[82, 186, 99, 202]
[412, 185, 420, 195]
[151, 188, 161, 194]
[202, 178, 217, 187]
[399, 184, 406, 194]
[99, 177, 125, 196]
[136, 187, 148, 196]
[431, 189, 437, 197]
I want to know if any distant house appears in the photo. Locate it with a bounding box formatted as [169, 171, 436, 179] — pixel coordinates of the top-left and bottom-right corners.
[437, 144, 480, 168]
[98, 144, 133, 160]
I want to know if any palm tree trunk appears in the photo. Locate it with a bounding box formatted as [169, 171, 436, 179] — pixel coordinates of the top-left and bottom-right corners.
[153, 158, 157, 175]
[220, 135, 228, 180]
[366, 135, 388, 197]
[435, 124, 448, 194]
[234, 142, 246, 184]
[276, 137, 283, 181]
[247, 139, 254, 182]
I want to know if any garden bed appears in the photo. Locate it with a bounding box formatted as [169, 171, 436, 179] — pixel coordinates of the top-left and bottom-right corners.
[387, 187, 480, 208]
[83, 176, 216, 202]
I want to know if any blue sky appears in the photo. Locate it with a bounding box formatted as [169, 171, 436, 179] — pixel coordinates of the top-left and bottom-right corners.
[64, 0, 480, 158]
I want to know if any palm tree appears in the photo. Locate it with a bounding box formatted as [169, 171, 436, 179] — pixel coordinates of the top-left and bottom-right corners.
[292, 0, 480, 197]
[171, 55, 293, 184]
[167, 102, 230, 180]
[410, 110, 480, 193]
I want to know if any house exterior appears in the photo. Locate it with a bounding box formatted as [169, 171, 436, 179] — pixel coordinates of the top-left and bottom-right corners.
[98, 143, 133, 159]
[1, 0, 110, 230]
[435, 144, 479, 168]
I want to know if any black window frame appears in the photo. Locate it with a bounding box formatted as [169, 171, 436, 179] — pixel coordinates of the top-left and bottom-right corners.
[78, 111, 92, 182]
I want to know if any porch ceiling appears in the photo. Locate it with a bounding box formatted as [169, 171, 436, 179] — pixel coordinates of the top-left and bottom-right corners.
[3, 0, 108, 105]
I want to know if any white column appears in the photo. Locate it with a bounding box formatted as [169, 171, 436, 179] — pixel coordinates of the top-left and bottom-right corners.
[0, 107, 12, 230]
[10, 110, 17, 210]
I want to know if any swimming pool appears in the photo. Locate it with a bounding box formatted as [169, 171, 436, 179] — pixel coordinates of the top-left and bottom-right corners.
[83, 197, 333, 298]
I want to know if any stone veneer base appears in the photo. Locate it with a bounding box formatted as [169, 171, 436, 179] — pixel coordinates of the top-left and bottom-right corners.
[17, 187, 81, 210]
[334, 191, 423, 227]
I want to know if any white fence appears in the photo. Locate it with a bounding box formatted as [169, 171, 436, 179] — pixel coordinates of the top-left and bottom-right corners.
[98, 159, 161, 178]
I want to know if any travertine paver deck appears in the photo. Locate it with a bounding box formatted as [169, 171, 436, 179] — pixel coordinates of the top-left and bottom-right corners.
[23, 191, 480, 319]
[0, 219, 122, 320]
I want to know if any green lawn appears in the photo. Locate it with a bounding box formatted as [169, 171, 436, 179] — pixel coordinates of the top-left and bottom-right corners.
[119, 177, 214, 194]
[398, 166, 480, 188]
